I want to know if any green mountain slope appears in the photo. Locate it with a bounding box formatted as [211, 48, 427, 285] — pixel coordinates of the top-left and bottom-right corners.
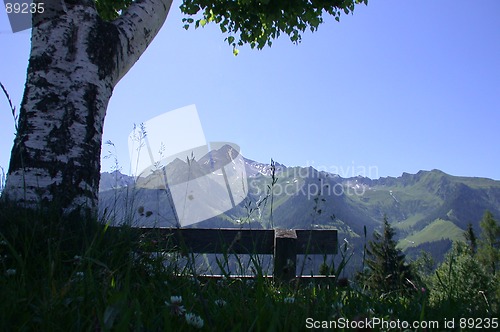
[397, 218, 464, 251]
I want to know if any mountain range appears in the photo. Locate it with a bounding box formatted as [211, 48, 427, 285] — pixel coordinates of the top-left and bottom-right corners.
[99, 146, 500, 265]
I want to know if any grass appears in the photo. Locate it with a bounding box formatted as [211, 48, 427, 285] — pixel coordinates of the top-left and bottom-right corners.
[392, 213, 427, 232]
[398, 219, 464, 251]
[1, 202, 498, 331]
[1, 169, 498, 331]
[1, 145, 498, 330]
[0, 204, 395, 330]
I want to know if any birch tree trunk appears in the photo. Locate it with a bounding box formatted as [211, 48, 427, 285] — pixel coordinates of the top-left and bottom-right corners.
[2, 0, 172, 217]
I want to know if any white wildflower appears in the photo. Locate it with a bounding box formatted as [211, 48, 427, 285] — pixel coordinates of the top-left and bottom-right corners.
[5, 268, 16, 276]
[165, 296, 185, 316]
[216, 276, 228, 287]
[214, 299, 227, 307]
[332, 301, 343, 310]
[169, 296, 182, 304]
[245, 279, 255, 288]
[185, 313, 204, 329]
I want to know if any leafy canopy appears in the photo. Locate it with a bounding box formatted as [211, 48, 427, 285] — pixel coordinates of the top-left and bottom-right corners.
[95, 0, 368, 54]
[429, 241, 495, 316]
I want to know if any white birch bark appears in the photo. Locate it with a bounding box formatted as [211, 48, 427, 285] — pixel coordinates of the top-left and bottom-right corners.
[2, 0, 172, 216]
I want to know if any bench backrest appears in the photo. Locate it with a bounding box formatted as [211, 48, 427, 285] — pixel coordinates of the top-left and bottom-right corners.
[132, 228, 338, 282]
[134, 228, 337, 254]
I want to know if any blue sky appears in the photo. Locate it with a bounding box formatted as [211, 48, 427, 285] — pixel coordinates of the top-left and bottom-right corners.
[1, 0, 499, 180]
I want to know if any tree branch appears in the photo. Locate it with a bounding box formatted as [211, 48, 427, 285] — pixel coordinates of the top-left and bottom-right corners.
[113, 0, 173, 84]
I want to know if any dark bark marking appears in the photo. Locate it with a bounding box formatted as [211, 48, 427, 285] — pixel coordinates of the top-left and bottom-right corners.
[33, 77, 53, 89]
[8, 94, 31, 175]
[47, 106, 75, 155]
[32, 1, 64, 28]
[65, 0, 83, 5]
[35, 92, 61, 113]
[81, 83, 102, 197]
[87, 19, 120, 79]
[7, 139, 24, 175]
[64, 25, 79, 62]
[29, 53, 53, 73]
[41, 157, 96, 211]
[83, 84, 98, 145]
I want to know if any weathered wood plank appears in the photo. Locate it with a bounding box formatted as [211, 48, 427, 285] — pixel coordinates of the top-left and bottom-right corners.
[296, 229, 338, 255]
[132, 228, 338, 255]
[135, 228, 275, 254]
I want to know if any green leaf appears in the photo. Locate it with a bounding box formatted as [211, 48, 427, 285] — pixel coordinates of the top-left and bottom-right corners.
[104, 305, 120, 329]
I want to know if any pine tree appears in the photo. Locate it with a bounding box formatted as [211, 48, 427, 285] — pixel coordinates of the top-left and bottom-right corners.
[358, 216, 416, 297]
[464, 222, 478, 255]
[477, 210, 500, 275]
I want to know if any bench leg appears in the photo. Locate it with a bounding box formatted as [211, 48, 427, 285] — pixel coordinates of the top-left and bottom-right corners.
[274, 229, 297, 283]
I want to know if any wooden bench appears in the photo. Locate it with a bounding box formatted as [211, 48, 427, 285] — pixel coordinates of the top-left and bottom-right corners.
[129, 228, 338, 283]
